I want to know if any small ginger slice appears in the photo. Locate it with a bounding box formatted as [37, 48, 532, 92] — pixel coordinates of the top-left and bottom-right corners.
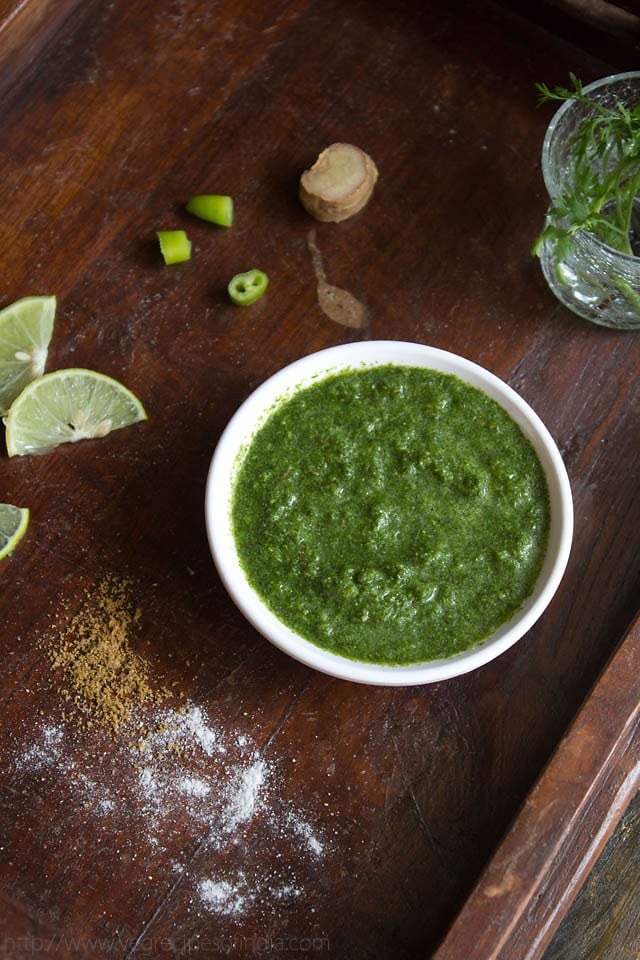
[299, 143, 378, 222]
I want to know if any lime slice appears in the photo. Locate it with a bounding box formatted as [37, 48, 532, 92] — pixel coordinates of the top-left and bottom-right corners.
[0, 296, 56, 415]
[0, 504, 29, 559]
[4, 368, 147, 457]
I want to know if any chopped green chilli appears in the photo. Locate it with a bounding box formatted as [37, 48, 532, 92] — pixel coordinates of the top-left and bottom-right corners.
[228, 269, 269, 306]
[186, 194, 233, 227]
[157, 230, 192, 265]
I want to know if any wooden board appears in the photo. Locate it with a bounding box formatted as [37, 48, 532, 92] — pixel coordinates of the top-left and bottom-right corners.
[432, 611, 640, 959]
[0, 1, 638, 957]
[544, 786, 640, 960]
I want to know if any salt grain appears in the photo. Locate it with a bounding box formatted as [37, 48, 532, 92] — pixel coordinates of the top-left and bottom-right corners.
[223, 759, 267, 831]
[197, 877, 248, 915]
[15, 724, 64, 770]
[178, 776, 210, 798]
[10, 699, 330, 920]
[181, 704, 220, 756]
[287, 812, 324, 856]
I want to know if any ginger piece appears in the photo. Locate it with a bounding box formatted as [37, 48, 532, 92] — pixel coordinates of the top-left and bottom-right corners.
[299, 143, 378, 222]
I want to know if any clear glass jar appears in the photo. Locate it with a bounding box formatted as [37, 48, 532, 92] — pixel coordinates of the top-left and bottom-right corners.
[538, 72, 640, 330]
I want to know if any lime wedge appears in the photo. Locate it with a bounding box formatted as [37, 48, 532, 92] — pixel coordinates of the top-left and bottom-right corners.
[0, 504, 29, 559]
[4, 368, 147, 457]
[0, 296, 56, 415]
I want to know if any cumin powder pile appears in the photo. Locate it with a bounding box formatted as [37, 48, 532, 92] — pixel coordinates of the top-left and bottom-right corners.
[47, 575, 167, 734]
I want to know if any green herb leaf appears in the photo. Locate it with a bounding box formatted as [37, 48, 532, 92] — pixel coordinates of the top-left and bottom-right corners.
[533, 75, 640, 262]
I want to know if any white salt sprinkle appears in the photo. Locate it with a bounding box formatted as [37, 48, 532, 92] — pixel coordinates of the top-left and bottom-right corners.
[10, 699, 330, 921]
[138, 767, 157, 790]
[182, 705, 220, 756]
[15, 724, 64, 770]
[178, 776, 210, 798]
[288, 813, 324, 857]
[223, 759, 267, 831]
[197, 877, 248, 915]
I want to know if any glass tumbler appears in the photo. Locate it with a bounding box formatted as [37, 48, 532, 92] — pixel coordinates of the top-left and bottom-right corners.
[538, 72, 640, 330]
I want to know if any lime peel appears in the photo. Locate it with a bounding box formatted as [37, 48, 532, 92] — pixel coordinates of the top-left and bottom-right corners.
[4, 368, 147, 457]
[0, 504, 30, 559]
[0, 295, 56, 415]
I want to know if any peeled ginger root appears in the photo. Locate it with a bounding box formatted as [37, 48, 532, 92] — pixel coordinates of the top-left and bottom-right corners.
[299, 143, 378, 222]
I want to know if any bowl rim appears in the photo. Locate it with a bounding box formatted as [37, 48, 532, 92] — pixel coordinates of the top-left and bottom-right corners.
[205, 340, 574, 685]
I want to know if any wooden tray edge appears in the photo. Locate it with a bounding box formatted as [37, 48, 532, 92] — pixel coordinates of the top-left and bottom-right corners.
[430, 612, 640, 960]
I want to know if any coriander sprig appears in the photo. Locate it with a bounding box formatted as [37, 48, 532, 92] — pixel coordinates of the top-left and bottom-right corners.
[533, 74, 640, 260]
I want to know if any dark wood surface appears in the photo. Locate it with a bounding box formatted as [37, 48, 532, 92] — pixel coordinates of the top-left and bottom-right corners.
[0, 1, 638, 958]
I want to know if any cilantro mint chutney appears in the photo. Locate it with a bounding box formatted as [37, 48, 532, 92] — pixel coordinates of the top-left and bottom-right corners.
[230, 363, 551, 666]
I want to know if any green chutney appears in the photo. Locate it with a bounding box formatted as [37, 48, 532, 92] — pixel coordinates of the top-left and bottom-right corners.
[231, 365, 550, 665]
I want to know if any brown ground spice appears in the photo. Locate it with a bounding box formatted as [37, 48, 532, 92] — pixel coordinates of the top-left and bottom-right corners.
[46, 575, 168, 734]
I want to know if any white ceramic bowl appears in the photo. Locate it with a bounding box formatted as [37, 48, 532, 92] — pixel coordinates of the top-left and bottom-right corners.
[205, 341, 573, 685]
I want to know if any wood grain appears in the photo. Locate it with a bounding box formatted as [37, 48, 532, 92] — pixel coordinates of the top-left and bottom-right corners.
[543, 789, 640, 960]
[431, 612, 640, 960]
[517, 0, 640, 40]
[0, 1, 638, 958]
[0, 0, 86, 101]
[490, 0, 640, 60]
